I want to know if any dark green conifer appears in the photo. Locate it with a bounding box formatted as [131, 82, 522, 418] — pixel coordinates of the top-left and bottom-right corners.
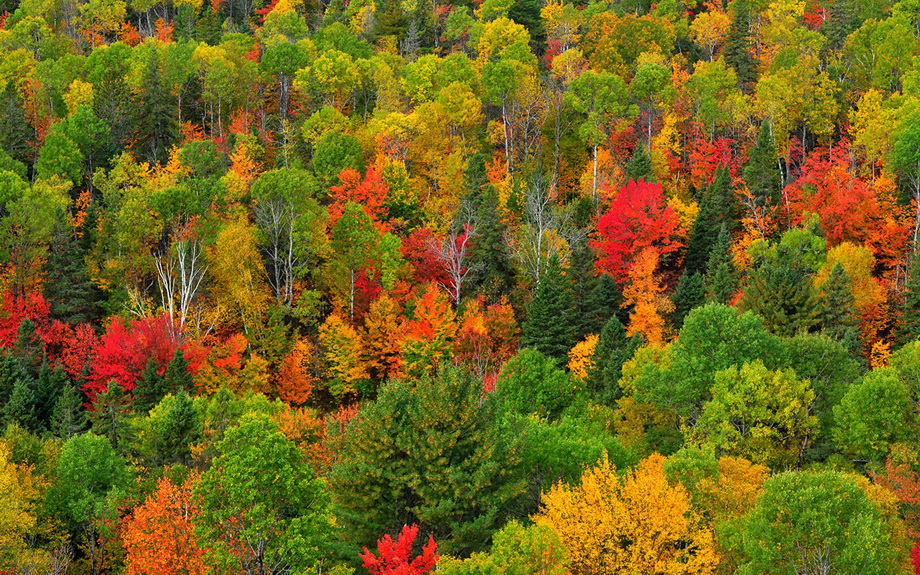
[705, 225, 738, 304]
[671, 272, 706, 329]
[153, 390, 202, 466]
[898, 249, 920, 345]
[89, 381, 134, 453]
[33, 362, 67, 430]
[44, 226, 103, 325]
[12, 319, 43, 379]
[51, 380, 89, 439]
[164, 348, 194, 396]
[586, 315, 640, 407]
[522, 255, 577, 361]
[743, 122, 783, 209]
[133, 358, 167, 415]
[625, 144, 654, 182]
[133, 47, 179, 165]
[724, 0, 758, 87]
[3, 379, 38, 432]
[819, 262, 861, 351]
[684, 166, 737, 274]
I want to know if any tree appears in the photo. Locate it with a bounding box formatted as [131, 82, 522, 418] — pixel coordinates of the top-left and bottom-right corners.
[360, 524, 439, 575]
[331, 367, 525, 556]
[194, 413, 331, 574]
[622, 248, 673, 345]
[742, 122, 782, 210]
[587, 314, 640, 407]
[51, 379, 89, 439]
[133, 358, 168, 415]
[535, 454, 719, 575]
[723, 0, 758, 85]
[691, 361, 818, 468]
[89, 381, 134, 453]
[740, 470, 909, 574]
[892, 107, 920, 255]
[132, 43, 179, 165]
[705, 225, 738, 304]
[832, 368, 914, 463]
[494, 348, 576, 419]
[592, 178, 683, 283]
[818, 262, 860, 350]
[898, 248, 920, 344]
[685, 166, 737, 274]
[163, 347, 193, 395]
[326, 202, 382, 320]
[671, 271, 706, 329]
[150, 391, 201, 467]
[438, 521, 569, 575]
[521, 255, 577, 361]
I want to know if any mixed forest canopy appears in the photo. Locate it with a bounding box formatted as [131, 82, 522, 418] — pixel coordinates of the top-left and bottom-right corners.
[4, 0, 920, 571]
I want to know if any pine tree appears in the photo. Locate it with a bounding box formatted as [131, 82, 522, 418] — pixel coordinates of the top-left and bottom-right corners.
[44, 225, 103, 325]
[625, 145, 654, 182]
[13, 319, 43, 379]
[163, 348, 194, 396]
[671, 272, 706, 329]
[819, 262, 861, 351]
[90, 381, 134, 453]
[465, 155, 515, 304]
[133, 358, 168, 415]
[569, 238, 618, 339]
[898, 249, 920, 345]
[153, 390, 201, 466]
[586, 314, 640, 406]
[705, 225, 738, 304]
[684, 166, 737, 274]
[522, 255, 577, 361]
[724, 0, 758, 87]
[3, 379, 38, 432]
[51, 380, 89, 439]
[33, 362, 67, 430]
[0, 352, 25, 414]
[133, 47, 179, 165]
[821, 0, 859, 51]
[741, 255, 822, 337]
[743, 122, 783, 209]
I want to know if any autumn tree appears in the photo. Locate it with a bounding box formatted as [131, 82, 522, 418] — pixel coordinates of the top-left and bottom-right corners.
[360, 524, 438, 575]
[593, 178, 683, 283]
[535, 454, 719, 575]
[622, 248, 673, 345]
[521, 255, 577, 361]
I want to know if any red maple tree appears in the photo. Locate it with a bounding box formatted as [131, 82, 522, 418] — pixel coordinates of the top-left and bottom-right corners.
[360, 524, 438, 575]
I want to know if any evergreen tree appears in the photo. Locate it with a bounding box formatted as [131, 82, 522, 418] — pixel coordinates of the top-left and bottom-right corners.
[0, 352, 25, 414]
[3, 379, 38, 432]
[821, 0, 860, 51]
[152, 390, 202, 466]
[522, 255, 577, 361]
[671, 272, 706, 329]
[133, 47, 179, 165]
[625, 144, 654, 182]
[586, 315, 640, 407]
[684, 166, 737, 274]
[705, 225, 738, 304]
[133, 359, 168, 415]
[569, 238, 618, 339]
[43, 226, 103, 325]
[724, 0, 758, 87]
[0, 81, 35, 166]
[163, 348, 194, 396]
[33, 362, 67, 430]
[819, 262, 861, 351]
[12, 319, 43, 379]
[897, 249, 920, 345]
[465, 155, 515, 303]
[51, 380, 89, 439]
[743, 122, 783, 209]
[89, 382, 134, 454]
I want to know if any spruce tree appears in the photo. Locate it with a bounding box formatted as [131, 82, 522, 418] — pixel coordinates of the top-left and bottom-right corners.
[13, 319, 43, 379]
[671, 272, 707, 329]
[684, 166, 737, 274]
[153, 390, 202, 466]
[89, 382, 134, 454]
[522, 255, 577, 361]
[741, 252, 823, 337]
[133, 358, 167, 414]
[464, 155, 515, 303]
[163, 348, 194, 396]
[33, 362, 67, 430]
[898, 249, 920, 345]
[0, 352, 25, 414]
[743, 122, 783, 209]
[625, 144, 654, 182]
[51, 380, 89, 439]
[44, 226, 103, 325]
[705, 225, 738, 304]
[819, 262, 861, 351]
[586, 315, 640, 407]
[133, 47, 179, 165]
[3, 379, 38, 432]
[569, 238, 618, 339]
[724, 0, 758, 87]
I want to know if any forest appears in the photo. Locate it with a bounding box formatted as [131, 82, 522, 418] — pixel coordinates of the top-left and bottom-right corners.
[2, 0, 920, 570]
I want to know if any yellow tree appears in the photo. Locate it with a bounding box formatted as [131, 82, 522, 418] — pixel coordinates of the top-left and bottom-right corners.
[319, 313, 369, 400]
[536, 453, 719, 575]
[0, 443, 44, 571]
[622, 248, 674, 345]
[207, 218, 271, 337]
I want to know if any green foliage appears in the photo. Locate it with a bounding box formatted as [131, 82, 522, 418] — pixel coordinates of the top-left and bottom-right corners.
[832, 368, 914, 462]
[49, 432, 128, 529]
[670, 271, 706, 329]
[739, 470, 909, 575]
[89, 381, 134, 453]
[331, 367, 526, 557]
[494, 348, 577, 419]
[685, 166, 736, 274]
[439, 521, 570, 575]
[742, 122, 782, 208]
[522, 255, 577, 361]
[818, 262, 861, 350]
[704, 224, 738, 304]
[586, 314, 639, 406]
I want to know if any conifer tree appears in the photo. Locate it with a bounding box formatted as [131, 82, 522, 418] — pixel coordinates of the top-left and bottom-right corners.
[684, 166, 736, 274]
[705, 225, 738, 304]
[13, 319, 43, 379]
[133, 48, 179, 165]
[0, 352, 24, 414]
[522, 255, 577, 361]
[587, 315, 640, 406]
[897, 249, 920, 345]
[164, 348, 194, 396]
[2, 378, 38, 431]
[33, 362, 67, 430]
[625, 144, 654, 182]
[90, 382, 134, 454]
[819, 262, 860, 351]
[133, 359, 167, 415]
[671, 272, 706, 329]
[569, 238, 618, 339]
[465, 155, 515, 303]
[44, 226, 103, 325]
[724, 0, 758, 87]
[152, 390, 201, 466]
[51, 380, 89, 439]
[743, 122, 783, 209]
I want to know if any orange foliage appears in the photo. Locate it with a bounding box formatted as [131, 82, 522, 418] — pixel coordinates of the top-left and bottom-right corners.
[453, 296, 519, 382]
[622, 248, 673, 345]
[329, 167, 390, 228]
[275, 338, 318, 405]
[123, 475, 208, 575]
[362, 295, 404, 382]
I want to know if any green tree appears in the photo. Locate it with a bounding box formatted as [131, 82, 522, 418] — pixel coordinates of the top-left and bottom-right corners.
[704, 224, 738, 304]
[132, 44, 179, 165]
[51, 380, 89, 439]
[723, 0, 758, 86]
[326, 202, 382, 320]
[691, 361, 817, 468]
[522, 255, 577, 361]
[685, 166, 736, 274]
[2, 379, 38, 432]
[832, 368, 914, 463]
[742, 122, 782, 209]
[739, 470, 909, 574]
[625, 144, 654, 182]
[150, 391, 201, 467]
[586, 314, 640, 407]
[494, 348, 577, 419]
[897, 248, 920, 345]
[89, 381, 133, 454]
[818, 262, 860, 351]
[670, 271, 706, 329]
[195, 412, 331, 574]
[132, 359, 167, 415]
[163, 348, 193, 395]
[331, 367, 525, 556]
[312, 130, 364, 186]
[43, 224, 103, 325]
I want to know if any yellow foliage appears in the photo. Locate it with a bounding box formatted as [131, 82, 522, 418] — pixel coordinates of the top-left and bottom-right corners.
[0, 444, 42, 569]
[63, 79, 94, 116]
[667, 194, 698, 237]
[871, 340, 891, 369]
[536, 454, 719, 575]
[567, 334, 599, 381]
[319, 313, 369, 399]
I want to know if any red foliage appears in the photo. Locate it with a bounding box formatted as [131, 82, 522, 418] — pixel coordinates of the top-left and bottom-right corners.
[592, 178, 683, 283]
[686, 135, 737, 189]
[913, 542, 920, 575]
[85, 315, 203, 402]
[41, 322, 99, 379]
[401, 227, 449, 287]
[0, 290, 50, 348]
[873, 458, 920, 538]
[329, 167, 390, 228]
[360, 524, 439, 575]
